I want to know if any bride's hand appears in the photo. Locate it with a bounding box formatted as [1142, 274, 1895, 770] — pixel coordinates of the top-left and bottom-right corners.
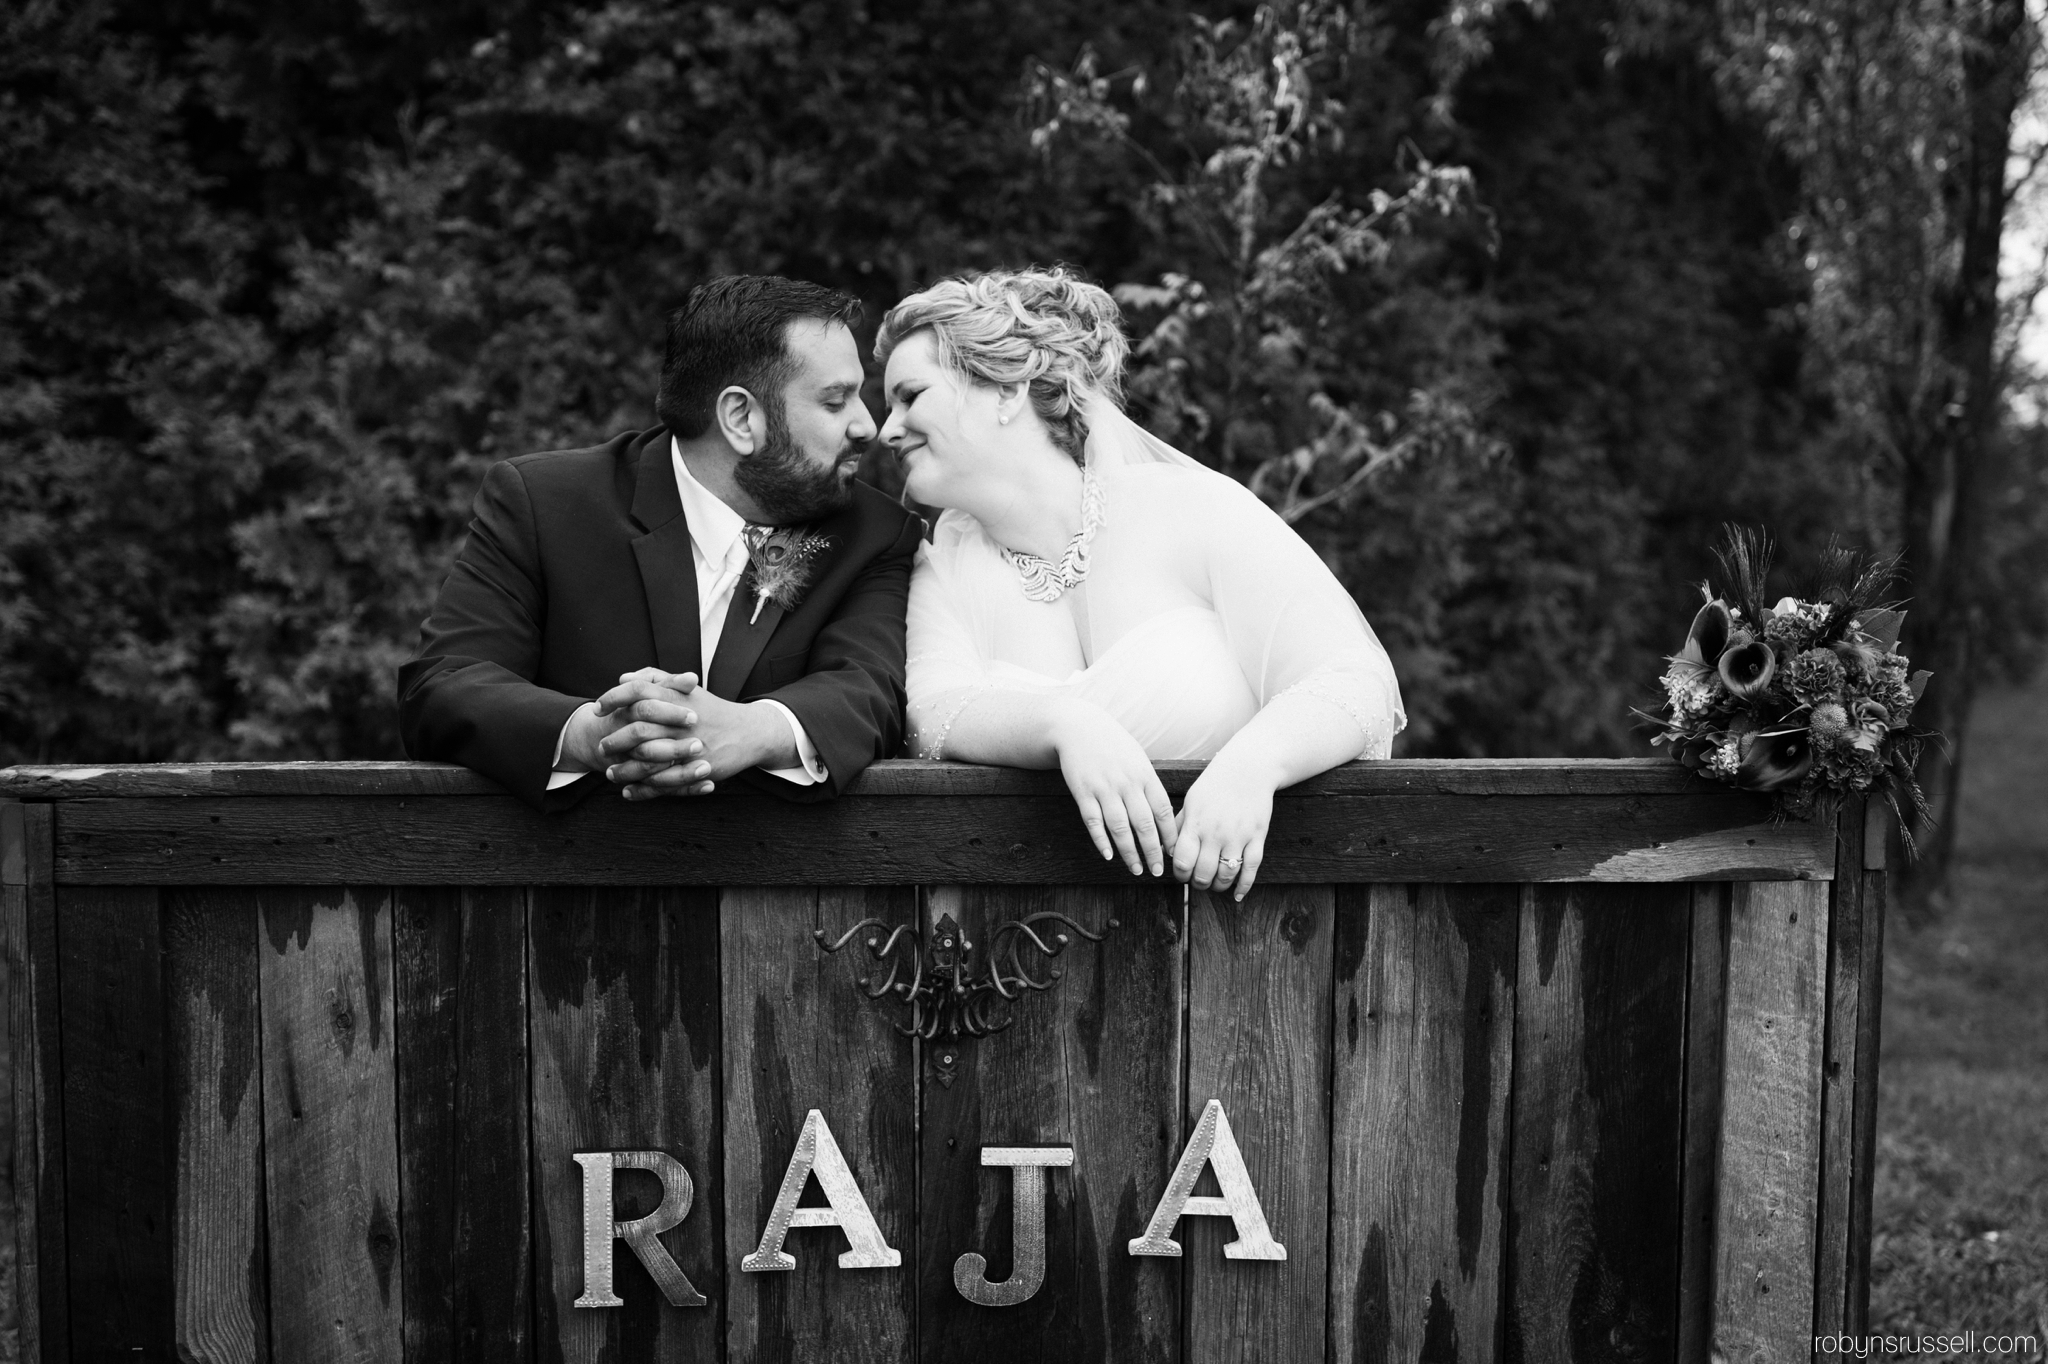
[1172, 756, 1278, 901]
[1049, 701, 1177, 878]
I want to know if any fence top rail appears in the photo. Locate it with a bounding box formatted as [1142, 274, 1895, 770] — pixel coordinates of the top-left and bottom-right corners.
[2, 759, 1837, 885]
[2, 757, 1715, 801]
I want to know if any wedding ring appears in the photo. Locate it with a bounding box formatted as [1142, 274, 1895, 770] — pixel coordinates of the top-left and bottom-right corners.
[1217, 856, 1242, 871]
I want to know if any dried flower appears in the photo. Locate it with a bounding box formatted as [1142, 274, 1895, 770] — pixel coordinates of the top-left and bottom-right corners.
[1809, 701, 1849, 744]
[1764, 597, 1830, 652]
[1663, 667, 1720, 723]
[1786, 648, 1845, 705]
[1863, 654, 1915, 722]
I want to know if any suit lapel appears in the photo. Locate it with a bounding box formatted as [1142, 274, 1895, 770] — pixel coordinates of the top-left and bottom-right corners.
[708, 513, 855, 697]
[707, 585, 784, 699]
[627, 431, 703, 677]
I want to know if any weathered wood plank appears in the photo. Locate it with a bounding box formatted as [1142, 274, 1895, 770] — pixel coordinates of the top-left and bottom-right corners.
[529, 886, 722, 1363]
[165, 888, 270, 1363]
[0, 804, 22, 1362]
[1844, 863, 1886, 1337]
[49, 792, 1830, 886]
[1812, 797, 1865, 1338]
[917, 884, 1183, 1364]
[14, 804, 63, 1363]
[258, 887, 406, 1363]
[1507, 883, 1691, 1363]
[58, 884, 171, 1354]
[1184, 885, 1333, 1364]
[1677, 883, 1730, 1364]
[394, 886, 531, 1363]
[0, 799, 59, 1363]
[1330, 882, 1516, 1362]
[1712, 879, 1828, 1362]
[1, 757, 1741, 801]
[723, 885, 916, 1364]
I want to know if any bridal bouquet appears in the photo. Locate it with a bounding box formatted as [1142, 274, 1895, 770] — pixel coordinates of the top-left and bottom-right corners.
[1646, 528, 1934, 841]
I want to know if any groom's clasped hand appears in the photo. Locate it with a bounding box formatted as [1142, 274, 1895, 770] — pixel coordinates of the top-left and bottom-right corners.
[570, 667, 763, 801]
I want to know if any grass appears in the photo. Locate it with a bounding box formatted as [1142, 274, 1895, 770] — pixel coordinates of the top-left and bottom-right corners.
[1868, 671, 2048, 1355]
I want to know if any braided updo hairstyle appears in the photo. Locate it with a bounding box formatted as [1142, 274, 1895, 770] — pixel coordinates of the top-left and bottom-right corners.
[874, 266, 1129, 466]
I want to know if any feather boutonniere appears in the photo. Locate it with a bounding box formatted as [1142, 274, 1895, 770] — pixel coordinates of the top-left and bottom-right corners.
[744, 526, 833, 624]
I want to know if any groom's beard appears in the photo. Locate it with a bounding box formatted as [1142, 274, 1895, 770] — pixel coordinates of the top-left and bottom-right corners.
[736, 403, 860, 524]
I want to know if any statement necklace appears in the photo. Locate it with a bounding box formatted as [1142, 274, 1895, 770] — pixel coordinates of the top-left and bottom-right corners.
[1003, 471, 1104, 603]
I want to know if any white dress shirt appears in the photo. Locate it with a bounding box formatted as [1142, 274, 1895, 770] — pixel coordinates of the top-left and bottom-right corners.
[547, 440, 826, 789]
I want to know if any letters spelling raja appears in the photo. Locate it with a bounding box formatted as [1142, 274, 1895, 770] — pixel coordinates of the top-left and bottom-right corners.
[576, 1098, 1282, 1310]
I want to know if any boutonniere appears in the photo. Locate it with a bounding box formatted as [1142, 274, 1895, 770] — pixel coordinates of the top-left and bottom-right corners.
[744, 526, 833, 624]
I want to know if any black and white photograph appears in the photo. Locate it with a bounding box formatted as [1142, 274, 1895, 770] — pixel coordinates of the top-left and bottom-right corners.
[2, 0, 2045, 1359]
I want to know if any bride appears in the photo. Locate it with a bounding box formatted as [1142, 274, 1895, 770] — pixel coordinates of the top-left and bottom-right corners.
[876, 266, 1404, 901]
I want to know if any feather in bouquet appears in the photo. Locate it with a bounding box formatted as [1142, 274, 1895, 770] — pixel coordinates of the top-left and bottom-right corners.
[1642, 526, 1936, 852]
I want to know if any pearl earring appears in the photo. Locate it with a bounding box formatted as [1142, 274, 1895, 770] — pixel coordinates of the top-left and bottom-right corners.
[999, 413, 1010, 425]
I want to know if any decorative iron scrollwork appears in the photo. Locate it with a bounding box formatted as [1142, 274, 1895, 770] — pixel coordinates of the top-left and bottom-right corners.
[813, 908, 1113, 1053]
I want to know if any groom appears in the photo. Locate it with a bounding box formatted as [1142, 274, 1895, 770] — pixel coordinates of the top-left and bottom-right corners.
[398, 275, 921, 811]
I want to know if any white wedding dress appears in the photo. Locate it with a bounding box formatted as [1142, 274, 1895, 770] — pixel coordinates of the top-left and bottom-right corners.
[905, 398, 1405, 763]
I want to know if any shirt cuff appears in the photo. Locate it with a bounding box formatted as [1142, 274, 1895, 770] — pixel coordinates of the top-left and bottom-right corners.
[758, 698, 827, 785]
[546, 701, 599, 791]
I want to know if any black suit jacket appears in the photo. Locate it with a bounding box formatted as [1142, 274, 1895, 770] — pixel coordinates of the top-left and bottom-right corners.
[398, 426, 921, 811]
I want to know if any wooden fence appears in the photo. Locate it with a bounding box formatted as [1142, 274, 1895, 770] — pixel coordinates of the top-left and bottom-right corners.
[0, 758, 1885, 1363]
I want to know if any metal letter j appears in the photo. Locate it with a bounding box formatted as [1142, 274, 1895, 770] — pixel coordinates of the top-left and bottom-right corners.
[953, 1146, 1075, 1307]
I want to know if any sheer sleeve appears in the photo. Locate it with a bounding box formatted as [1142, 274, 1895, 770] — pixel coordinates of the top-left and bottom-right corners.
[1194, 474, 1406, 759]
[904, 517, 995, 760]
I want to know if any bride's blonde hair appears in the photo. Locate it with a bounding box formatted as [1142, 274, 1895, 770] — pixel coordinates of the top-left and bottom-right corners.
[875, 266, 1128, 465]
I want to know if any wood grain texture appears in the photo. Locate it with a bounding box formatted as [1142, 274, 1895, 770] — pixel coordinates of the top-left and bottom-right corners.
[528, 886, 722, 1364]
[1712, 879, 1828, 1363]
[394, 886, 531, 1363]
[16, 804, 62, 1363]
[2, 757, 1736, 801]
[0, 810, 20, 1362]
[48, 792, 1829, 887]
[258, 887, 406, 1363]
[1677, 883, 1730, 1364]
[1329, 882, 1517, 1363]
[0, 761, 506, 799]
[917, 884, 1184, 1364]
[1507, 883, 1691, 1364]
[722, 885, 917, 1364]
[1812, 798, 1864, 1338]
[58, 884, 171, 1355]
[165, 888, 270, 1363]
[1844, 867, 1886, 1336]
[0, 800, 34, 1363]
[1183, 885, 1333, 1364]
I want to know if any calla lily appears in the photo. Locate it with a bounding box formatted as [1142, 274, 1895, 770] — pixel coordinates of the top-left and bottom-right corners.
[1738, 729, 1813, 791]
[1718, 634, 1777, 698]
[1684, 599, 1732, 665]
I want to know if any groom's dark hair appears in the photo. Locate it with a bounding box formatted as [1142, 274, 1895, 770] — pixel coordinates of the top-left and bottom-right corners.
[657, 275, 864, 438]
